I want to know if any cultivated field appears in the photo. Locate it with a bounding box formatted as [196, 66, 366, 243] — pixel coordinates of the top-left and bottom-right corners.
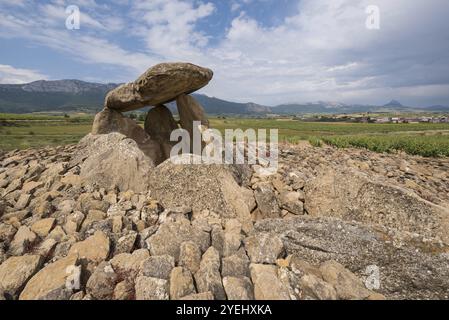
[1, 113, 448, 157]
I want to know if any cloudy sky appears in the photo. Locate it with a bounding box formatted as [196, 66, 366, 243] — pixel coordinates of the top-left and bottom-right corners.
[0, 0, 448, 106]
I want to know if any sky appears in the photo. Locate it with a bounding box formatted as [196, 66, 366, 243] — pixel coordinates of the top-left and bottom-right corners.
[0, 0, 449, 107]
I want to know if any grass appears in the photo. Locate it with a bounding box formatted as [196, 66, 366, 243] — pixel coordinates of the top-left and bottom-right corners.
[0, 114, 448, 157]
[321, 134, 449, 157]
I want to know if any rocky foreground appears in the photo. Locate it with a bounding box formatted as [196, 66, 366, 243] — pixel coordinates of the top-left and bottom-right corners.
[1, 140, 448, 301]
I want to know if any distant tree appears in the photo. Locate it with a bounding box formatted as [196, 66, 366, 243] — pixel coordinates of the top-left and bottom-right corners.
[64, 114, 70, 118]
[138, 114, 146, 122]
[129, 113, 137, 120]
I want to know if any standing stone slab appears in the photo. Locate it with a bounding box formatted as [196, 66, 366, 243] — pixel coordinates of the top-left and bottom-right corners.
[176, 94, 209, 153]
[144, 105, 179, 160]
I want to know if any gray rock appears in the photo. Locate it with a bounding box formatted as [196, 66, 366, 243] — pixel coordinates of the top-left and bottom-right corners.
[105, 62, 213, 112]
[244, 232, 284, 264]
[113, 232, 137, 255]
[20, 255, 79, 300]
[298, 274, 337, 300]
[86, 262, 118, 300]
[254, 216, 449, 299]
[176, 94, 209, 153]
[180, 292, 214, 300]
[147, 219, 210, 263]
[279, 191, 304, 215]
[113, 280, 134, 300]
[194, 247, 226, 300]
[253, 183, 281, 219]
[75, 133, 155, 193]
[140, 255, 175, 280]
[250, 264, 290, 300]
[9, 226, 37, 256]
[149, 159, 254, 230]
[319, 260, 372, 300]
[0, 255, 42, 298]
[144, 105, 178, 161]
[169, 267, 196, 300]
[304, 168, 449, 244]
[223, 276, 254, 300]
[179, 241, 202, 274]
[91, 108, 162, 164]
[134, 276, 169, 300]
[221, 254, 250, 278]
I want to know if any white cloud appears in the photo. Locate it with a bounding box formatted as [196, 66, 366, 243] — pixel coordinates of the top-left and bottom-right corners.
[0, 0, 448, 106]
[0, 64, 48, 84]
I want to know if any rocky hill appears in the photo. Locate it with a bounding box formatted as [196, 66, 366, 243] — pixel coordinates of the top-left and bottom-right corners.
[2, 80, 448, 115]
[1, 139, 448, 300]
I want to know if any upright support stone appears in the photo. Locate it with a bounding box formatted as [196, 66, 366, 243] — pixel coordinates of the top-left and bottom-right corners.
[176, 94, 209, 154]
[91, 107, 163, 165]
[145, 105, 179, 161]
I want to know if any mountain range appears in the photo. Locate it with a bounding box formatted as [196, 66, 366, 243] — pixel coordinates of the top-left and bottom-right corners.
[0, 79, 448, 115]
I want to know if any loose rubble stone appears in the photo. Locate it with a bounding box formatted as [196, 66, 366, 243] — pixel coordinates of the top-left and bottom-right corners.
[10, 226, 37, 256]
[223, 276, 254, 300]
[194, 247, 226, 300]
[113, 280, 134, 300]
[179, 241, 202, 274]
[110, 249, 150, 280]
[0, 255, 42, 298]
[279, 191, 304, 215]
[250, 264, 290, 300]
[169, 267, 196, 300]
[135, 276, 169, 300]
[113, 232, 137, 255]
[147, 219, 210, 262]
[31, 218, 56, 237]
[20, 254, 79, 300]
[298, 274, 338, 300]
[180, 292, 215, 300]
[244, 232, 284, 264]
[86, 262, 118, 300]
[68, 231, 110, 265]
[319, 260, 372, 300]
[253, 183, 281, 219]
[221, 254, 250, 278]
[140, 255, 175, 280]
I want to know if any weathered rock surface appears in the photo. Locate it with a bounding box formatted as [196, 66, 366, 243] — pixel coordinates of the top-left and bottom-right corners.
[75, 133, 155, 192]
[0, 255, 42, 298]
[2, 132, 449, 301]
[250, 264, 290, 300]
[254, 216, 449, 300]
[176, 94, 209, 153]
[105, 62, 213, 112]
[68, 231, 110, 265]
[149, 159, 254, 231]
[91, 108, 163, 164]
[169, 267, 196, 300]
[19, 254, 79, 300]
[135, 276, 169, 300]
[304, 168, 449, 244]
[144, 105, 178, 160]
[146, 219, 209, 262]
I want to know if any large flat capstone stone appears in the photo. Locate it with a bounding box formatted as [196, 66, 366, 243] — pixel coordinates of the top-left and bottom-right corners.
[105, 63, 213, 112]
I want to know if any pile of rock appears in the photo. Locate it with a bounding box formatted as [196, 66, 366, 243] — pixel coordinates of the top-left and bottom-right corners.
[1, 62, 449, 300]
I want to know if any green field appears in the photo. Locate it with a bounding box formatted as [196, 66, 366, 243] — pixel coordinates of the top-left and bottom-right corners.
[1, 113, 448, 157]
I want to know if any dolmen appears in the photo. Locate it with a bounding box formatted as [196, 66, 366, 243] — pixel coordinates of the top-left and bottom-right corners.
[91, 62, 213, 165]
